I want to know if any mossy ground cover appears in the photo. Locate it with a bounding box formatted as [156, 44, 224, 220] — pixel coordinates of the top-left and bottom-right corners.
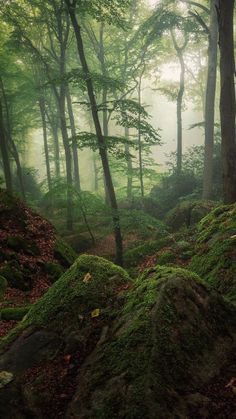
[190, 203, 236, 301]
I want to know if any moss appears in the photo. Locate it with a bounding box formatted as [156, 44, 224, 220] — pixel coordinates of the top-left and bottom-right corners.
[0, 275, 7, 300]
[0, 306, 30, 320]
[53, 236, 77, 267]
[157, 251, 175, 265]
[44, 262, 64, 283]
[189, 203, 236, 301]
[7, 236, 40, 256]
[165, 200, 216, 232]
[26, 254, 129, 328]
[0, 260, 32, 291]
[124, 237, 173, 267]
[68, 265, 236, 418]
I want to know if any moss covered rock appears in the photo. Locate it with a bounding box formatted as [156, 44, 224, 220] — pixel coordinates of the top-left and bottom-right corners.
[0, 261, 32, 291]
[67, 266, 236, 418]
[7, 236, 40, 256]
[165, 200, 216, 232]
[0, 275, 7, 300]
[190, 204, 236, 301]
[53, 237, 77, 267]
[43, 262, 64, 284]
[124, 237, 173, 268]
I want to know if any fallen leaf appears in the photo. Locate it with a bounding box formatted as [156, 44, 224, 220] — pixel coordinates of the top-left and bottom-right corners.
[0, 371, 14, 388]
[83, 273, 92, 283]
[64, 354, 72, 364]
[91, 308, 100, 318]
[225, 377, 236, 388]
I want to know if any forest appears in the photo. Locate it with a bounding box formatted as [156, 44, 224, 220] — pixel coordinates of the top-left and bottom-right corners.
[0, 0, 236, 417]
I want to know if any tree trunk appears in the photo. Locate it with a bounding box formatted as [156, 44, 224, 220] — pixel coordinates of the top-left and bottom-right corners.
[138, 77, 144, 198]
[39, 97, 51, 192]
[202, 0, 219, 200]
[171, 30, 187, 175]
[93, 153, 99, 192]
[125, 126, 132, 201]
[0, 97, 12, 193]
[0, 77, 25, 198]
[65, 1, 123, 266]
[65, 85, 81, 191]
[219, 0, 236, 204]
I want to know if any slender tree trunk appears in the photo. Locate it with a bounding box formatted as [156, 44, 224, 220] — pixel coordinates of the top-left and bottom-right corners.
[93, 153, 99, 192]
[65, 85, 81, 191]
[39, 97, 51, 191]
[202, 0, 219, 199]
[125, 125, 132, 201]
[0, 77, 25, 198]
[138, 77, 144, 198]
[176, 55, 185, 174]
[65, 1, 123, 266]
[52, 118, 61, 178]
[0, 97, 12, 193]
[46, 104, 61, 178]
[219, 0, 236, 204]
[59, 89, 74, 230]
[171, 30, 187, 175]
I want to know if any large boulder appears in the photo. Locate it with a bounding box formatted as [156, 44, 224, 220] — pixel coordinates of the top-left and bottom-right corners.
[67, 266, 236, 418]
[190, 204, 236, 301]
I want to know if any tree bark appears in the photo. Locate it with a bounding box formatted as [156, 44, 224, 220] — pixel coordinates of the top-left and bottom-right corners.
[65, 85, 81, 191]
[171, 30, 188, 175]
[65, 0, 123, 266]
[0, 97, 12, 193]
[202, 0, 219, 200]
[138, 76, 144, 199]
[219, 0, 236, 204]
[0, 77, 25, 198]
[39, 97, 51, 192]
[125, 125, 132, 201]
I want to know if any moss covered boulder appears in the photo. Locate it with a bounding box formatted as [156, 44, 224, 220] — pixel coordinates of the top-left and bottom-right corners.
[165, 200, 216, 232]
[67, 266, 236, 418]
[2, 259, 236, 418]
[190, 204, 236, 301]
[0, 255, 130, 418]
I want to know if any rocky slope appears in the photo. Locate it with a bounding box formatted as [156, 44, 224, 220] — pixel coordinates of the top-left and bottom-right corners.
[1, 196, 236, 418]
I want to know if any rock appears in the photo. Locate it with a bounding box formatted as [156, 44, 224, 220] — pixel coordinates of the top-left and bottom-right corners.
[0, 274, 8, 299]
[53, 237, 77, 267]
[43, 262, 64, 283]
[190, 203, 236, 301]
[67, 266, 236, 418]
[165, 200, 216, 232]
[7, 236, 40, 256]
[0, 260, 32, 291]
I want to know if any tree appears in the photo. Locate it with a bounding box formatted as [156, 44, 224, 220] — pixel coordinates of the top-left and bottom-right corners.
[65, 0, 124, 266]
[171, 28, 188, 174]
[218, 0, 236, 203]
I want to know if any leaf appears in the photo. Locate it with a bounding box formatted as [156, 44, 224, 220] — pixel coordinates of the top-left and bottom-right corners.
[225, 377, 236, 388]
[63, 354, 72, 364]
[91, 308, 100, 318]
[83, 273, 92, 283]
[0, 371, 14, 389]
